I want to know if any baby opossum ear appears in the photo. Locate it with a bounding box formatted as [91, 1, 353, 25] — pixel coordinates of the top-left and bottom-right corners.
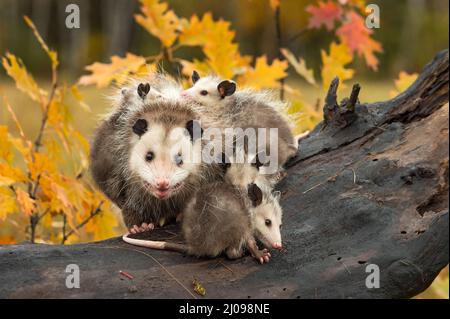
[192, 70, 200, 84]
[217, 80, 236, 98]
[137, 83, 151, 99]
[185, 120, 204, 142]
[247, 183, 263, 207]
[132, 119, 148, 136]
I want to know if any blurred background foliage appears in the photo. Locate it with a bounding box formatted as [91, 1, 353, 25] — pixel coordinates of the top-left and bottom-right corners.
[0, 0, 448, 299]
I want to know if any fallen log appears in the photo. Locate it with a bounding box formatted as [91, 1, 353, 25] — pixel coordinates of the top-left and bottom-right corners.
[0, 50, 448, 299]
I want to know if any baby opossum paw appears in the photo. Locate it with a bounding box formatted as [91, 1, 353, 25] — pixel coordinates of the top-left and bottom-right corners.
[252, 248, 271, 264]
[129, 223, 155, 234]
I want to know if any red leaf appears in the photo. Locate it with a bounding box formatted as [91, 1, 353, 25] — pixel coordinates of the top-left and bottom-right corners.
[336, 11, 383, 70]
[306, 1, 343, 31]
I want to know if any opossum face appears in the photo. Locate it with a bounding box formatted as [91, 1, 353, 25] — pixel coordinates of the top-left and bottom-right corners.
[248, 183, 283, 250]
[180, 72, 236, 105]
[129, 118, 202, 200]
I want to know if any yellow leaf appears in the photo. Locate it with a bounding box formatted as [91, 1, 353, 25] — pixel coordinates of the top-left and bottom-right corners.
[15, 188, 35, 216]
[192, 278, 206, 296]
[281, 48, 316, 85]
[134, 0, 180, 48]
[78, 53, 147, 88]
[70, 86, 91, 112]
[0, 163, 27, 187]
[24, 16, 59, 68]
[26, 152, 56, 180]
[270, 0, 280, 11]
[0, 188, 17, 220]
[238, 56, 288, 89]
[0, 126, 14, 163]
[2, 53, 47, 105]
[389, 71, 418, 98]
[179, 13, 248, 78]
[321, 42, 354, 90]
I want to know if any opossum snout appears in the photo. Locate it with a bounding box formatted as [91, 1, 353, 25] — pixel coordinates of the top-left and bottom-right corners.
[180, 90, 189, 97]
[155, 178, 170, 190]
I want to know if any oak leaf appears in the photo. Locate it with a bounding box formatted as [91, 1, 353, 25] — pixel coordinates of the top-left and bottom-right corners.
[15, 188, 35, 216]
[321, 42, 355, 90]
[281, 48, 316, 85]
[238, 56, 288, 89]
[306, 1, 343, 31]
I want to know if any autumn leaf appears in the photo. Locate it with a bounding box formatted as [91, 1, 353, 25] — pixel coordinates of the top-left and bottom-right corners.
[78, 53, 147, 88]
[0, 126, 14, 163]
[336, 11, 383, 70]
[389, 71, 418, 98]
[281, 48, 316, 85]
[15, 188, 36, 216]
[24, 16, 59, 68]
[0, 163, 27, 187]
[2, 53, 46, 105]
[238, 56, 288, 89]
[70, 86, 91, 112]
[193, 278, 206, 296]
[321, 42, 355, 90]
[179, 13, 249, 78]
[269, 0, 280, 11]
[306, 0, 343, 31]
[0, 188, 17, 220]
[135, 0, 180, 48]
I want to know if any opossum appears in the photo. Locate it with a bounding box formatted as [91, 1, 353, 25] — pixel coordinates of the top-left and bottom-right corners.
[91, 86, 220, 233]
[181, 71, 297, 181]
[123, 180, 283, 264]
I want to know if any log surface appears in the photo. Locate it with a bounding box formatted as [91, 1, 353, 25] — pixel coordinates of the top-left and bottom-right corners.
[0, 51, 448, 299]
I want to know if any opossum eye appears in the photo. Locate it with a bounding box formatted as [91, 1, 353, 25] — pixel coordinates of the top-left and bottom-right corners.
[265, 219, 272, 227]
[174, 153, 183, 166]
[145, 151, 154, 162]
[200, 90, 208, 96]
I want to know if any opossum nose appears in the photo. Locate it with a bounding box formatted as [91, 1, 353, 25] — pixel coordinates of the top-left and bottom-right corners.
[156, 178, 170, 190]
[272, 242, 282, 250]
[180, 91, 188, 97]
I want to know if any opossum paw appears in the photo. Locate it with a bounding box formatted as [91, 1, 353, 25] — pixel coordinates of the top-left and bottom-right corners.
[129, 223, 155, 234]
[253, 248, 271, 264]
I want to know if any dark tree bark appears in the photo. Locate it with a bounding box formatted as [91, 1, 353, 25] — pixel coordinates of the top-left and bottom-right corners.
[0, 50, 448, 299]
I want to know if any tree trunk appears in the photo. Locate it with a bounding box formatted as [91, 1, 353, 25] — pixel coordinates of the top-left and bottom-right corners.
[0, 50, 448, 299]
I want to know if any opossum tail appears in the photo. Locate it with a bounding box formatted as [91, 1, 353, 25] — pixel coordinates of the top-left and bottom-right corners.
[122, 234, 187, 253]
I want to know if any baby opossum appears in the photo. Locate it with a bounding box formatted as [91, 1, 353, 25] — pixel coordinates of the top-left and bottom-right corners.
[91, 87, 219, 233]
[123, 180, 283, 264]
[181, 72, 297, 179]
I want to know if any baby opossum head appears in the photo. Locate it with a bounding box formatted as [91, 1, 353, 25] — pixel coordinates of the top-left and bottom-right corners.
[128, 103, 203, 200]
[247, 182, 283, 250]
[180, 71, 236, 106]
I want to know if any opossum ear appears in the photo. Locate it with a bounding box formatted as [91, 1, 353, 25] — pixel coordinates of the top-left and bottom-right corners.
[247, 183, 263, 207]
[137, 83, 151, 99]
[185, 120, 203, 142]
[192, 70, 200, 84]
[217, 80, 236, 98]
[132, 119, 148, 136]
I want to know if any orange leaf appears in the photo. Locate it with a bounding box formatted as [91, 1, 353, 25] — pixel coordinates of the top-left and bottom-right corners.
[238, 56, 288, 89]
[336, 11, 383, 70]
[389, 71, 418, 98]
[306, 0, 343, 31]
[0, 163, 27, 187]
[78, 53, 146, 88]
[321, 42, 354, 90]
[134, 0, 180, 48]
[15, 188, 35, 216]
[0, 188, 17, 220]
[2, 53, 47, 105]
[0, 126, 14, 163]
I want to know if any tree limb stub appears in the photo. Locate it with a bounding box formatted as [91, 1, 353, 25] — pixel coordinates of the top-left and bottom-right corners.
[0, 51, 448, 299]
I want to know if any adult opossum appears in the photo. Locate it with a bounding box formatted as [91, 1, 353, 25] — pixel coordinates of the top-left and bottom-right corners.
[91, 84, 219, 233]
